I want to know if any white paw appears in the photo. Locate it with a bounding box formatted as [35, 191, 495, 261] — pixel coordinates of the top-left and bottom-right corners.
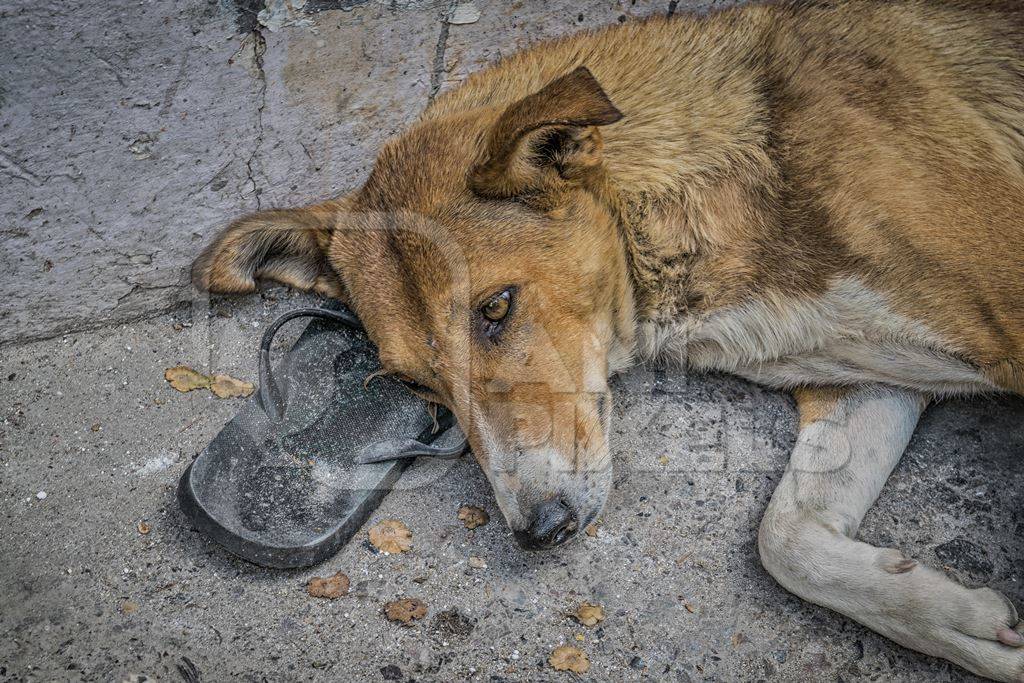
[891, 567, 1024, 682]
[943, 586, 1024, 682]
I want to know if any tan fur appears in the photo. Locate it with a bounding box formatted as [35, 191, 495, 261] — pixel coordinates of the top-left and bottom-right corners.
[194, 3, 1024, 677]
[793, 386, 848, 430]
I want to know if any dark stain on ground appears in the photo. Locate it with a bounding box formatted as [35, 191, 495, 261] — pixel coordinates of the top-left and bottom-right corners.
[233, 0, 264, 33]
[379, 664, 402, 680]
[934, 536, 995, 580]
[304, 0, 372, 12]
[430, 608, 476, 638]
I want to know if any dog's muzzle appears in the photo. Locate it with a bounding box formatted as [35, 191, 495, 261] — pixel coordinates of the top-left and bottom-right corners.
[513, 497, 579, 550]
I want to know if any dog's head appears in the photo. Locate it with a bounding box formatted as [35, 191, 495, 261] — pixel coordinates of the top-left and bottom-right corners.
[194, 68, 635, 549]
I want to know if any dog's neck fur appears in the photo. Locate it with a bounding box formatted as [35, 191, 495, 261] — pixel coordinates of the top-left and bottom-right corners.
[424, 10, 788, 332]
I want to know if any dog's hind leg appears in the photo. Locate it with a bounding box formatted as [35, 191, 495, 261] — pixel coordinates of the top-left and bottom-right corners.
[758, 385, 1024, 682]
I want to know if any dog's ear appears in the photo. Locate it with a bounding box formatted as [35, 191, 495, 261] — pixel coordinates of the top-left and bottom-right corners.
[192, 200, 346, 299]
[469, 66, 622, 199]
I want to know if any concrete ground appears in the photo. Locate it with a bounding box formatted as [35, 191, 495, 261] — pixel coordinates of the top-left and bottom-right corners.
[1, 1, 1022, 681]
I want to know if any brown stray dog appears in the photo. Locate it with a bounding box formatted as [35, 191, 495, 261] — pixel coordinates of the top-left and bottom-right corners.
[193, 1, 1024, 679]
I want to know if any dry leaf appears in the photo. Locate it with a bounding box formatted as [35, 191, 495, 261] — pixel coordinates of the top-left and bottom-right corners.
[731, 632, 749, 647]
[585, 523, 599, 537]
[121, 601, 138, 614]
[137, 520, 151, 535]
[384, 598, 427, 625]
[684, 602, 697, 613]
[90, 423, 101, 432]
[164, 366, 211, 392]
[210, 373, 255, 398]
[457, 505, 489, 529]
[549, 645, 589, 673]
[468, 556, 487, 569]
[369, 519, 412, 553]
[573, 602, 605, 627]
[307, 571, 350, 599]
[657, 454, 670, 466]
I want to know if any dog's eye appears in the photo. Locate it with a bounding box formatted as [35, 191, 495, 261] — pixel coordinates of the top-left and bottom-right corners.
[482, 289, 512, 322]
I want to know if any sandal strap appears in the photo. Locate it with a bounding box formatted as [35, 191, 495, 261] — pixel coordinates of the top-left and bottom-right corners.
[256, 307, 468, 462]
[258, 307, 362, 422]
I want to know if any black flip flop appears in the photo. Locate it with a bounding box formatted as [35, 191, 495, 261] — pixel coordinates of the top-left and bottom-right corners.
[177, 304, 468, 569]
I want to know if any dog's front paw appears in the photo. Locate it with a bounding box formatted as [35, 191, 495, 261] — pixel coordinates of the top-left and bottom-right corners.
[900, 569, 1024, 682]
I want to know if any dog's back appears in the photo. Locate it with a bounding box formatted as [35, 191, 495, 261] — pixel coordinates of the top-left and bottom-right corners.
[426, 0, 1024, 391]
[767, 1, 1024, 389]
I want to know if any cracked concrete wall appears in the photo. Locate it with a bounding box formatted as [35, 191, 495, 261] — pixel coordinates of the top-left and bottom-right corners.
[0, 0, 720, 346]
[0, 1, 263, 344]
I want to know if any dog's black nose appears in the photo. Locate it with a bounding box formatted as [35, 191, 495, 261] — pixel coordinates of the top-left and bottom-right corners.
[514, 498, 578, 550]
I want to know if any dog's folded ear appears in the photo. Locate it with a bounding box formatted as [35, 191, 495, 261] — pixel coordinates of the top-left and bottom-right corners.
[191, 200, 347, 299]
[469, 66, 623, 199]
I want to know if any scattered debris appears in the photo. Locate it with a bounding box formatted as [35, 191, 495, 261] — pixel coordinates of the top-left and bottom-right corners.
[307, 571, 350, 599]
[369, 519, 413, 554]
[127, 132, 159, 160]
[210, 374, 255, 399]
[457, 505, 489, 529]
[176, 656, 200, 683]
[430, 608, 475, 637]
[468, 556, 487, 569]
[90, 423, 101, 432]
[134, 450, 180, 476]
[573, 602, 605, 627]
[137, 520, 151, 535]
[549, 645, 589, 673]
[384, 598, 427, 625]
[448, 1, 481, 25]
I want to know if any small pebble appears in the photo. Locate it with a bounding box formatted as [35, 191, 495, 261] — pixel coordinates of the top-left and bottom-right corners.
[36, 491, 47, 500]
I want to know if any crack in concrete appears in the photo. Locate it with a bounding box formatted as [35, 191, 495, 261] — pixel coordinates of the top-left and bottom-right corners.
[0, 149, 41, 186]
[158, 52, 190, 118]
[245, 29, 268, 211]
[115, 280, 181, 306]
[0, 300, 190, 350]
[428, 12, 451, 104]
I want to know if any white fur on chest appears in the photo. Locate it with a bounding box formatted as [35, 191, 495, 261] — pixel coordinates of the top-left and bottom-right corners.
[634, 277, 995, 395]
